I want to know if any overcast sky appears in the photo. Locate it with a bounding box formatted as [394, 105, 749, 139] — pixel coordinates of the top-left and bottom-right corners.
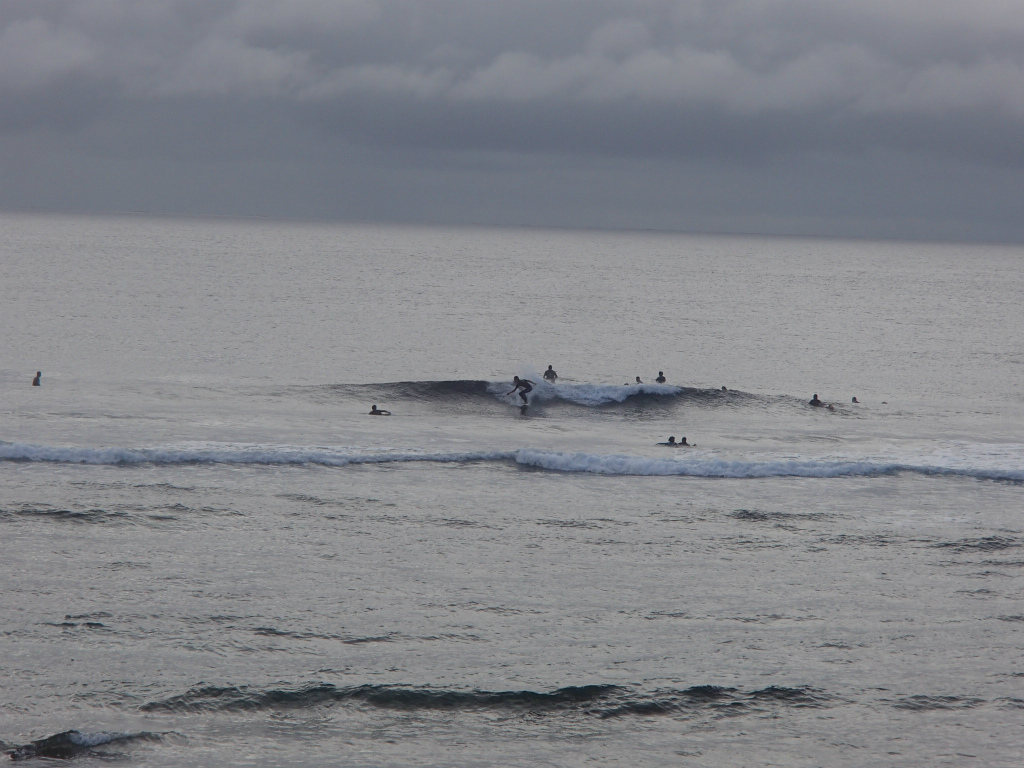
[2, 0, 1023, 241]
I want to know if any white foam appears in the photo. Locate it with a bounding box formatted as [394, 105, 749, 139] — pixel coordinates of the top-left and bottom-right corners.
[66, 731, 129, 747]
[488, 381, 682, 407]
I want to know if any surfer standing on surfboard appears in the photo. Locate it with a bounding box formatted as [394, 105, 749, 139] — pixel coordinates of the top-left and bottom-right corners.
[507, 376, 535, 404]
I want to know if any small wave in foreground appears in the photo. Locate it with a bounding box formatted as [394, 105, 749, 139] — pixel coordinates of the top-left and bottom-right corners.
[1, 442, 1021, 482]
[139, 682, 831, 717]
[5, 730, 162, 761]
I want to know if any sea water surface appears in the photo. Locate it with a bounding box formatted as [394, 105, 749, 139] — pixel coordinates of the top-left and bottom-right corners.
[1, 213, 1022, 766]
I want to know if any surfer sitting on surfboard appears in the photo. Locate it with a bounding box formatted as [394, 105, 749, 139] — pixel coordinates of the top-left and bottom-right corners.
[507, 376, 535, 404]
[369, 404, 391, 415]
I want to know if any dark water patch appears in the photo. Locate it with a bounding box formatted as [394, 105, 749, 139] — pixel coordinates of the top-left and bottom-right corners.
[538, 519, 602, 529]
[132, 482, 196, 492]
[252, 627, 336, 641]
[251, 627, 399, 644]
[892, 695, 984, 711]
[342, 635, 396, 645]
[934, 536, 1022, 553]
[278, 493, 390, 510]
[644, 611, 689, 620]
[749, 686, 829, 706]
[5, 730, 163, 761]
[997, 698, 1024, 709]
[982, 559, 1024, 567]
[722, 536, 786, 550]
[139, 682, 837, 720]
[46, 620, 110, 631]
[824, 534, 895, 547]
[731, 509, 827, 522]
[996, 615, 1024, 622]
[0, 505, 131, 524]
[436, 517, 485, 528]
[597, 685, 830, 718]
[140, 683, 620, 714]
[597, 686, 736, 718]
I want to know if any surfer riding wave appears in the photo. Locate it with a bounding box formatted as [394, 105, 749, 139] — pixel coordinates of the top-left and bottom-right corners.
[507, 376, 535, 404]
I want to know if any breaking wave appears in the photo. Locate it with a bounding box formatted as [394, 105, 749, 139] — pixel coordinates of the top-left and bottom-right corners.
[317, 379, 755, 409]
[1, 441, 1021, 482]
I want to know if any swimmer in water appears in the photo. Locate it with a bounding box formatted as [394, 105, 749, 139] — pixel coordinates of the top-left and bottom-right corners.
[809, 394, 823, 407]
[722, 386, 727, 391]
[507, 376, 535, 404]
[656, 371, 666, 383]
[657, 436, 677, 446]
[679, 437, 692, 446]
[851, 397, 859, 403]
[32, 371, 41, 386]
[369, 404, 391, 415]
[635, 376, 643, 384]
[543, 365, 558, 382]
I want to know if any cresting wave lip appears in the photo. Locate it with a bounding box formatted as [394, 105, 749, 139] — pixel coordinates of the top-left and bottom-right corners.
[1, 442, 1021, 482]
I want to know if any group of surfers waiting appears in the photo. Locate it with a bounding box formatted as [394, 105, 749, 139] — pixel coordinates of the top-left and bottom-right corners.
[810, 393, 870, 410]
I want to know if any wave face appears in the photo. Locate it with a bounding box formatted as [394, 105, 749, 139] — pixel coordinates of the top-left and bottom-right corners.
[1, 442, 1021, 483]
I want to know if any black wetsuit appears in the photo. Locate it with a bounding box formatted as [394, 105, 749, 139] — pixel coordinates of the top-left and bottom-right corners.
[515, 382, 533, 403]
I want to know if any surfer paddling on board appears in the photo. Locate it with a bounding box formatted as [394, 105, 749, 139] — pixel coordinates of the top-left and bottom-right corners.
[507, 376, 535, 405]
[369, 404, 391, 415]
[657, 436, 678, 446]
[543, 365, 558, 382]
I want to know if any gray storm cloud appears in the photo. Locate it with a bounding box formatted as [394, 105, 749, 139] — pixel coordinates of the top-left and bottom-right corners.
[2, 0, 1023, 239]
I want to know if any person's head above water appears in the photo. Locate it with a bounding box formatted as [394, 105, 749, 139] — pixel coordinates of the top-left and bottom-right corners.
[547, 365, 553, 370]
[636, 376, 642, 383]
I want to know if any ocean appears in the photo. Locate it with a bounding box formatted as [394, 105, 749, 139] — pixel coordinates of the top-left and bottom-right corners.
[1, 212, 1022, 766]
